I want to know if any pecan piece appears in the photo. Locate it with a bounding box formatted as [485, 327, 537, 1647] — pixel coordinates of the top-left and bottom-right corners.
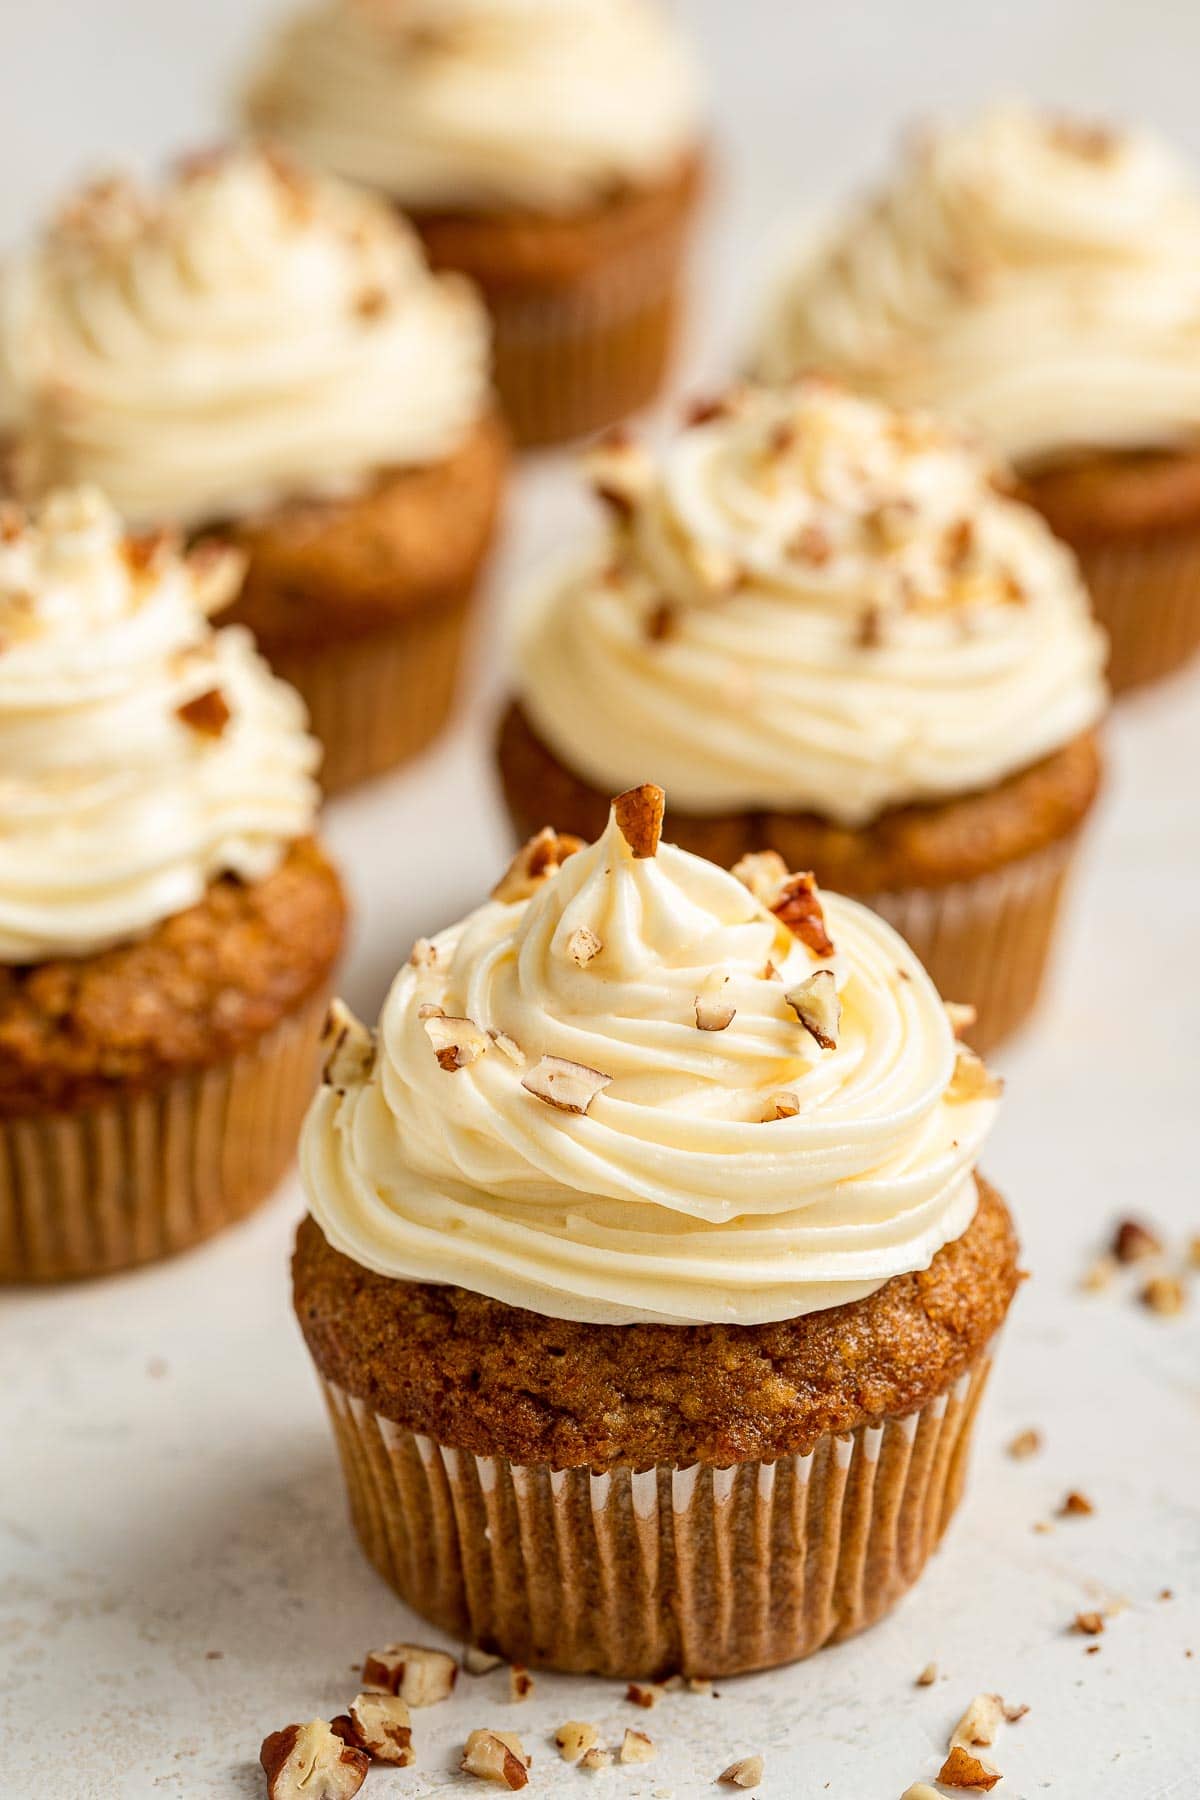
[613, 783, 666, 858]
[260, 1721, 368, 1799]
[176, 686, 231, 737]
[362, 1642, 458, 1705]
[522, 1057, 612, 1115]
[785, 968, 841, 1049]
[460, 1729, 529, 1788]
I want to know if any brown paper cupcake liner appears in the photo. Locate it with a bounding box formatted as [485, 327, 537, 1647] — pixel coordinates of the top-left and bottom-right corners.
[0, 986, 330, 1284]
[318, 1352, 993, 1680]
[1072, 530, 1200, 695]
[270, 594, 474, 795]
[481, 235, 688, 448]
[868, 835, 1077, 1053]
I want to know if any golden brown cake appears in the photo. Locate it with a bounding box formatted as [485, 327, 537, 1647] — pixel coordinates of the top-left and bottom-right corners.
[0, 490, 346, 1281]
[294, 789, 1018, 1676]
[0, 148, 506, 790]
[499, 383, 1110, 1049]
[243, 0, 707, 445]
[755, 103, 1200, 693]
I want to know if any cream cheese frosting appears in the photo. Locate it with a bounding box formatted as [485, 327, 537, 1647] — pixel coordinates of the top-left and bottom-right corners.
[755, 104, 1200, 468]
[245, 0, 702, 214]
[301, 796, 999, 1326]
[0, 488, 321, 963]
[515, 381, 1108, 827]
[0, 148, 490, 530]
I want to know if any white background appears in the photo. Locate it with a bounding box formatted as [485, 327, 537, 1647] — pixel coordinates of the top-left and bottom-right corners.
[2, 4, 1199, 1796]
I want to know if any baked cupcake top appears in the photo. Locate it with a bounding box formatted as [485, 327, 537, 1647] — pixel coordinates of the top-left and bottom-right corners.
[0, 487, 320, 963]
[245, 0, 702, 214]
[756, 103, 1200, 468]
[302, 786, 999, 1326]
[515, 382, 1107, 827]
[0, 147, 490, 529]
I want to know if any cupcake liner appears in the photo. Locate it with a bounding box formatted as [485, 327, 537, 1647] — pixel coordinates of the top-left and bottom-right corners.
[271, 594, 474, 795]
[1072, 529, 1200, 695]
[867, 834, 1078, 1053]
[0, 986, 330, 1283]
[477, 232, 689, 448]
[317, 1353, 993, 1680]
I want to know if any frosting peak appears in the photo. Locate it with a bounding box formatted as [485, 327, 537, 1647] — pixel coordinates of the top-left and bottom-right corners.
[0, 488, 320, 962]
[0, 148, 490, 528]
[245, 0, 702, 214]
[516, 383, 1108, 826]
[756, 103, 1200, 467]
[301, 803, 999, 1325]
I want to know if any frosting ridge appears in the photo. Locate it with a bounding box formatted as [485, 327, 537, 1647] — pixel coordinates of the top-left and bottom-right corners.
[302, 800, 998, 1325]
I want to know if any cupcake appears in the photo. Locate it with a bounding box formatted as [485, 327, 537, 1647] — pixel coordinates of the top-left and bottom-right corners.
[0, 487, 346, 1282]
[498, 382, 1108, 1051]
[0, 147, 506, 791]
[295, 788, 1018, 1678]
[244, 0, 706, 446]
[754, 103, 1200, 693]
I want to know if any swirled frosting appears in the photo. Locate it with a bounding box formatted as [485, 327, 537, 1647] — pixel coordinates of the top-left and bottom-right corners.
[0, 488, 320, 963]
[755, 104, 1200, 468]
[0, 148, 490, 529]
[302, 800, 998, 1325]
[516, 382, 1107, 826]
[244, 0, 702, 214]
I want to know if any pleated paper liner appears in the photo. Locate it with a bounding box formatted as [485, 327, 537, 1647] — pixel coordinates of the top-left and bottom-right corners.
[482, 235, 688, 447]
[270, 591, 474, 796]
[0, 986, 330, 1283]
[318, 1353, 993, 1681]
[1072, 528, 1200, 695]
[868, 834, 1080, 1053]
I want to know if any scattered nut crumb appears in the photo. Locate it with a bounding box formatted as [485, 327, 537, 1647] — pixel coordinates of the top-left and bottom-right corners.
[937, 1744, 1001, 1791]
[463, 1647, 504, 1677]
[460, 1729, 529, 1788]
[765, 1091, 800, 1121]
[944, 1001, 977, 1039]
[1188, 1236, 1200, 1270]
[901, 1786, 943, 1800]
[1112, 1218, 1163, 1264]
[1074, 1611, 1105, 1636]
[951, 1693, 1004, 1749]
[625, 1682, 664, 1709]
[1141, 1275, 1187, 1317]
[347, 1693, 414, 1765]
[1086, 1644, 1101, 1656]
[580, 1747, 613, 1770]
[1006, 1428, 1042, 1460]
[915, 1662, 938, 1687]
[1160, 1589, 1174, 1602]
[508, 1666, 534, 1703]
[486, 1029, 524, 1067]
[260, 1722, 368, 1800]
[613, 783, 666, 858]
[719, 1755, 764, 1788]
[362, 1643, 458, 1706]
[1058, 1491, 1094, 1517]
[620, 1729, 655, 1764]
[522, 1056, 612, 1115]
[687, 1677, 713, 1694]
[555, 1722, 600, 1763]
[946, 1046, 1003, 1104]
[1003, 1702, 1029, 1724]
[1079, 1253, 1117, 1293]
[584, 432, 656, 520]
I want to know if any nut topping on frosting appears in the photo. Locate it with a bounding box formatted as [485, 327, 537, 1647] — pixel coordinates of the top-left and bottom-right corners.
[301, 799, 1000, 1327]
[322, 1001, 376, 1089]
[423, 1014, 490, 1073]
[176, 686, 231, 738]
[946, 1047, 1004, 1104]
[521, 1057, 613, 1116]
[770, 872, 835, 959]
[566, 926, 603, 967]
[493, 828, 585, 903]
[613, 783, 666, 858]
[785, 969, 841, 1050]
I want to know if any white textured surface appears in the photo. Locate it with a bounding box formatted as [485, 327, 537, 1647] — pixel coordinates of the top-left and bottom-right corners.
[2, 4, 1200, 1796]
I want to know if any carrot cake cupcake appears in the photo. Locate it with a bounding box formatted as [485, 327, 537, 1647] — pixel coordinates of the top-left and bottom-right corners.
[497, 382, 1108, 1050]
[0, 487, 346, 1282]
[295, 787, 1018, 1678]
[0, 146, 506, 791]
[755, 103, 1200, 692]
[244, 0, 706, 445]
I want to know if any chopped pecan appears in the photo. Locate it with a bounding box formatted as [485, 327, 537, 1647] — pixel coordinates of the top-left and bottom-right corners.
[785, 968, 841, 1050]
[771, 871, 835, 958]
[613, 783, 666, 858]
[422, 1013, 490, 1073]
[937, 1745, 1000, 1791]
[362, 1642, 458, 1706]
[259, 1721, 368, 1799]
[176, 686, 231, 737]
[522, 1057, 612, 1115]
[493, 829, 585, 904]
[321, 999, 375, 1089]
[460, 1730, 529, 1788]
[347, 1692, 414, 1765]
